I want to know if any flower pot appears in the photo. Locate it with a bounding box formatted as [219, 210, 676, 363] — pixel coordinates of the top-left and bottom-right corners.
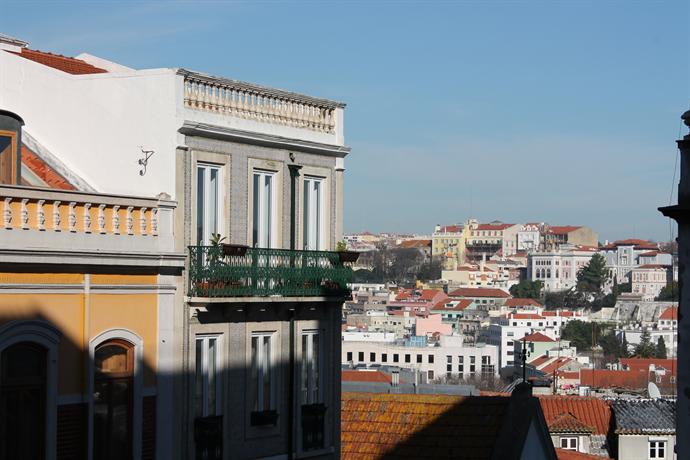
[223, 244, 249, 257]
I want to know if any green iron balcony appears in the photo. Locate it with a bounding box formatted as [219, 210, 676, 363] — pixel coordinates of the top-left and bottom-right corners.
[188, 245, 358, 298]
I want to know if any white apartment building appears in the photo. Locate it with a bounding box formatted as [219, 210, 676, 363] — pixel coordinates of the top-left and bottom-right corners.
[342, 330, 396, 343]
[528, 245, 598, 292]
[600, 239, 672, 283]
[517, 223, 543, 252]
[341, 335, 499, 382]
[483, 323, 532, 369]
[631, 265, 671, 301]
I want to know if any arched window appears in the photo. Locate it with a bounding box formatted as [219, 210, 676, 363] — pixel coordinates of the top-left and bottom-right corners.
[93, 339, 134, 460]
[1, 342, 47, 460]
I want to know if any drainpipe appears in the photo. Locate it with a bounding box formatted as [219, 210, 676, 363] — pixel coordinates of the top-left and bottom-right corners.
[288, 163, 302, 250]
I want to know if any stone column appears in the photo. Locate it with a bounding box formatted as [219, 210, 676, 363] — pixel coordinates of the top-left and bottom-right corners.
[659, 109, 690, 460]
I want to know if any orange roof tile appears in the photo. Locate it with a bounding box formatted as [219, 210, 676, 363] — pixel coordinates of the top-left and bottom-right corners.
[476, 223, 514, 231]
[547, 226, 582, 235]
[448, 287, 510, 298]
[659, 307, 678, 320]
[505, 298, 543, 308]
[549, 412, 595, 433]
[511, 313, 545, 320]
[620, 358, 677, 374]
[538, 396, 612, 435]
[342, 370, 392, 384]
[521, 332, 555, 343]
[398, 239, 431, 249]
[556, 449, 609, 460]
[431, 299, 473, 312]
[529, 355, 552, 368]
[540, 358, 572, 375]
[20, 144, 76, 190]
[341, 392, 511, 459]
[7, 48, 107, 75]
[419, 289, 443, 301]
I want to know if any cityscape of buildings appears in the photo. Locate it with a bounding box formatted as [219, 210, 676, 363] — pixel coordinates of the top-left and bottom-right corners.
[0, 25, 685, 460]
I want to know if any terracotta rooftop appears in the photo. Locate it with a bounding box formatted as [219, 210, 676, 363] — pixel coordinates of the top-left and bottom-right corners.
[505, 298, 543, 308]
[620, 358, 677, 375]
[341, 392, 511, 459]
[511, 313, 545, 320]
[659, 307, 678, 320]
[436, 225, 463, 233]
[540, 358, 572, 375]
[419, 289, 444, 301]
[448, 287, 510, 298]
[538, 396, 612, 435]
[20, 144, 76, 190]
[601, 239, 658, 250]
[7, 48, 108, 75]
[476, 223, 514, 231]
[555, 449, 608, 460]
[342, 370, 392, 384]
[521, 332, 555, 343]
[548, 412, 595, 434]
[398, 239, 431, 249]
[431, 299, 473, 311]
[547, 226, 582, 235]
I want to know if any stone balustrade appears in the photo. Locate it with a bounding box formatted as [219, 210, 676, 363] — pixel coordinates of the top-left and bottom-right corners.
[0, 185, 177, 264]
[180, 70, 344, 134]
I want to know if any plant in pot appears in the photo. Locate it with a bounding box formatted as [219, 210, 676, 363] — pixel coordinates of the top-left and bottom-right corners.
[336, 240, 360, 263]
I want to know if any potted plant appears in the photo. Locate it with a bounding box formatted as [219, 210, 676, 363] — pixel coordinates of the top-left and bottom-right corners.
[222, 243, 249, 257]
[336, 241, 360, 263]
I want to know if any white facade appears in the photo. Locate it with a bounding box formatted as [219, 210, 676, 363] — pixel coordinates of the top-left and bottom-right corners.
[341, 335, 499, 382]
[342, 331, 396, 343]
[631, 266, 671, 301]
[517, 223, 542, 252]
[528, 246, 597, 292]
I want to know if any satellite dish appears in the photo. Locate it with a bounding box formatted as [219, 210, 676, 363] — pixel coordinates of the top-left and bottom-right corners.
[648, 382, 662, 399]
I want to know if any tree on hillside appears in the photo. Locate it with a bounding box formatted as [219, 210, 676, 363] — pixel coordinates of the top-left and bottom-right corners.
[634, 330, 656, 358]
[599, 331, 628, 359]
[655, 337, 668, 359]
[510, 280, 543, 300]
[544, 288, 585, 310]
[621, 334, 630, 358]
[417, 256, 444, 281]
[576, 254, 610, 295]
[656, 281, 679, 301]
[561, 320, 593, 351]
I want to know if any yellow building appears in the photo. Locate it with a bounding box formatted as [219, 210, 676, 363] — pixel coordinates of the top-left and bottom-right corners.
[0, 111, 184, 459]
[431, 224, 467, 266]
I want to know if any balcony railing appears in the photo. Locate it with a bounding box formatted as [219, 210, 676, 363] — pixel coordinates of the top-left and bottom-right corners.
[188, 246, 353, 298]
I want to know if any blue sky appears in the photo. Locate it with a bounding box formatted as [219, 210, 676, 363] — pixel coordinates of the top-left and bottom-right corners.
[3, 0, 689, 242]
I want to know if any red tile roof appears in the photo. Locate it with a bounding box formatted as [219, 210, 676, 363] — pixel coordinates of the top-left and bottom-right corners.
[505, 298, 543, 308]
[521, 332, 555, 343]
[437, 225, 463, 233]
[659, 307, 678, 320]
[511, 313, 545, 320]
[529, 355, 552, 368]
[419, 289, 443, 301]
[620, 358, 677, 374]
[398, 239, 431, 249]
[540, 358, 572, 375]
[341, 392, 511, 459]
[449, 287, 510, 298]
[547, 226, 582, 235]
[431, 299, 473, 312]
[342, 370, 392, 384]
[7, 48, 107, 75]
[538, 396, 612, 435]
[556, 449, 608, 460]
[476, 223, 514, 231]
[549, 412, 595, 433]
[602, 239, 658, 250]
[639, 251, 659, 257]
[20, 144, 76, 190]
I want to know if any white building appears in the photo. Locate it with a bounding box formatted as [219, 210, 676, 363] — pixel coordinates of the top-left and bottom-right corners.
[600, 239, 672, 284]
[631, 264, 671, 301]
[341, 335, 499, 382]
[528, 245, 598, 292]
[517, 223, 543, 252]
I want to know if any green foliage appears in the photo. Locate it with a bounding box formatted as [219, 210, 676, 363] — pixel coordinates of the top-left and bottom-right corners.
[210, 233, 226, 246]
[544, 289, 585, 310]
[509, 280, 543, 300]
[576, 254, 610, 294]
[336, 241, 348, 252]
[655, 337, 668, 359]
[599, 330, 629, 359]
[656, 282, 679, 301]
[634, 330, 656, 358]
[416, 256, 443, 281]
[561, 320, 593, 351]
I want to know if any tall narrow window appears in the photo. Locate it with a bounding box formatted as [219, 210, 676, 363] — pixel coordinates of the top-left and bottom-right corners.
[0, 342, 47, 460]
[301, 331, 320, 405]
[250, 333, 274, 415]
[303, 176, 324, 250]
[93, 340, 134, 460]
[195, 336, 221, 418]
[252, 171, 275, 248]
[196, 164, 221, 245]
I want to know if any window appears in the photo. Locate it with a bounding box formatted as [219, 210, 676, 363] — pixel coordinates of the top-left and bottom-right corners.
[427, 370, 434, 381]
[196, 164, 221, 245]
[346, 352, 353, 362]
[470, 356, 476, 373]
[301, 331, 321, 404]
[252, 170, 276, 248]
[416, 354, 422, 363]
[0, 130, 18, 185]
[303, 176, 325, 250]
[370, 352, 376, 362]
[381, 353, 388, 363]
[428, 355, 434, 364]
[1, 342, 47, 459]
[446, 355, 452, 364]
[649, 440, 666, 459]
[94, 339, 134, 460]
[358, 352, 364, 362]
[250, 333, 275, 413]
[405, 354, 411, 363]
[507, 341, 514, 347]
[560, 437, 577, 450]
[195, 335, 221, 417]
[393, 354, 399, 363]
[447, 364, 452, 372]
[458, 356, 464, 373]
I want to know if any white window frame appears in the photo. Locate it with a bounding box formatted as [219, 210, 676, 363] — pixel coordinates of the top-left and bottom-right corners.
[560, 436, 578, 450]
[302, 176, 325, 250]
[252, 170, 277, 248]
[649, 440, 666, 459]
[195, 335, 222, 417]
[196, 163, 222, 245]
[301, 330, 323, 405]
[251, 332, 275, 412]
